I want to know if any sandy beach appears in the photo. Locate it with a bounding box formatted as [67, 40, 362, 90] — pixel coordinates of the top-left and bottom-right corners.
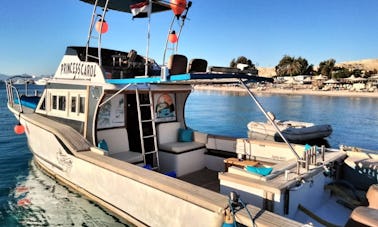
[194, 85, 378, 98]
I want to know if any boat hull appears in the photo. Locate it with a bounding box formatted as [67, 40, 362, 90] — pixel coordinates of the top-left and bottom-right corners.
[277, 124, 333, 142]
[247, 121, 332, 142]
[18, 115, 226, 227]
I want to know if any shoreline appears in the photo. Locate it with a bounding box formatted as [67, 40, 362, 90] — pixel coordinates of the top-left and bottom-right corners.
[193, 85, 378, 98]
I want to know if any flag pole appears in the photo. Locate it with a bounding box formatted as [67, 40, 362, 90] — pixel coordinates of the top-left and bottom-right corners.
[145, 0, 153, 76]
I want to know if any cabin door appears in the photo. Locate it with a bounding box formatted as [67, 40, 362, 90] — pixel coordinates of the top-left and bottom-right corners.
[126, 93, 154, 156]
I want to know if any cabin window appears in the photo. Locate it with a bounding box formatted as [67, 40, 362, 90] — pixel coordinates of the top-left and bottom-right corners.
[97, 94, 125, 129]
[58, 96, 66, 111]
[79, 96, 85, 113]
[71, 96, 77, 113]
[52, 95, 58, 110]
[47, 90, 86, 121]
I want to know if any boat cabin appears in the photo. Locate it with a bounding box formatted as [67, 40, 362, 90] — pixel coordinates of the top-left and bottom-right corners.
[31, 45, 227, 176]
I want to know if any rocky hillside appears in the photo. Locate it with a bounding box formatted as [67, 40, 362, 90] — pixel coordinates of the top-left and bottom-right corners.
[257, 67, 276, 77]
[336, 59, 378, 71]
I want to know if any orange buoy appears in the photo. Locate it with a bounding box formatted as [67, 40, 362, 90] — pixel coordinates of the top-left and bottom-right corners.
[170, 0, 186, 17]
[168, 30, 178, 43]
[95, 19, 108, 34]
[14, 123, 25, 135]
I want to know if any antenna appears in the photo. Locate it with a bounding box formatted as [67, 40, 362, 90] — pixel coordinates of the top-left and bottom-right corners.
[175, 1, 192, 52]
[162, 1, 192, 66]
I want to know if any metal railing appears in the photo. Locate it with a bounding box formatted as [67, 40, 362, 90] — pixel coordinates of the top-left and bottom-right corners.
[5, 76, 33, 114]
[238, 79, 330, 175]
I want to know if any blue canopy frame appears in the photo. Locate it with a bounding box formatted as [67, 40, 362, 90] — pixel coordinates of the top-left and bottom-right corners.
[105, 73, 274, 85]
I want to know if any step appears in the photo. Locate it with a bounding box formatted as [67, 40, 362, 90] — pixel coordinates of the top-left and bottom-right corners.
[141, 119, 153, 123]
[139, 103, 152, 107]
[143, 135, 156, 139]
[145, 151, 158, 155]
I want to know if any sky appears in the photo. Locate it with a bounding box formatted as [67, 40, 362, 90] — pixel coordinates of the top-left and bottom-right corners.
[1, 0, 378, 76]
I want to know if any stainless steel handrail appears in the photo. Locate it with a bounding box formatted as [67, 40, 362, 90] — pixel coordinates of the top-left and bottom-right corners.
[5, 81, 24, 113]
[238, 79, 301, 161]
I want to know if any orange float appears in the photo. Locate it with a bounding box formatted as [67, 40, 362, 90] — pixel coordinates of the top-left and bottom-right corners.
[168, 31, 178, 43]
[170, 0, 186, 17]
[14, 123, 25, 135]
[95, 19, 108, 34]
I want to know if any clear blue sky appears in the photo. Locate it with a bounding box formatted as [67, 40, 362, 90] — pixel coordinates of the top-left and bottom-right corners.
[1, 0, 378, 76]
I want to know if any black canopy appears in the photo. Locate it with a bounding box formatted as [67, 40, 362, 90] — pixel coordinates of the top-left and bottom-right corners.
[80, 0, 171, 14]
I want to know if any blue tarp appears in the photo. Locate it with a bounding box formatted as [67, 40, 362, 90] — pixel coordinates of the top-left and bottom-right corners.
[14, 96, 40, 110]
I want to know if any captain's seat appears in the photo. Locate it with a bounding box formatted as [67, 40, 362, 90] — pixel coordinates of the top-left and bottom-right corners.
[187, 58, 208, 73]
[167, 54, 187, 75]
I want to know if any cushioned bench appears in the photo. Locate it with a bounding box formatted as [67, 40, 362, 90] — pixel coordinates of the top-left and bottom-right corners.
[157, 122, 207, 177]
[97, 127, 144, 164]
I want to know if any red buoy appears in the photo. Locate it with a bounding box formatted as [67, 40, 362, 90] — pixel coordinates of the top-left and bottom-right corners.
[170, 0, 186, 17]
[168, 30, 178, 43]
[14, 123, 25, 135]
[95, 19, 109, 34]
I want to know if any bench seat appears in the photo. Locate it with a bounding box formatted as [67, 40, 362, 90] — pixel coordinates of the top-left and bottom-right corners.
[157, 122, 207, 177]
[110, 151, 144, 163]
[97, 127, 143, 164]
[159, 141, 205, 154]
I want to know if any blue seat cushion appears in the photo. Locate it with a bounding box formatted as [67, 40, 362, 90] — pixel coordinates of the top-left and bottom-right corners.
[178, 128, 193, 142]
[245, 166, 273, 176]
[98, 139, 109, 151]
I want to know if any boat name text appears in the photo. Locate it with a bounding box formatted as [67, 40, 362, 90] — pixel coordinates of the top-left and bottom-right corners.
[60, 62, 97, 78]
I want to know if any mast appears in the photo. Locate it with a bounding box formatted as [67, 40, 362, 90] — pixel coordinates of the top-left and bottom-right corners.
[145, 0, 153, 76]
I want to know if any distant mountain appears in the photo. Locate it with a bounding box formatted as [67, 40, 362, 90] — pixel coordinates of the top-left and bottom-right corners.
[0, 73, 10, 81]
[0, 73, 35, 80]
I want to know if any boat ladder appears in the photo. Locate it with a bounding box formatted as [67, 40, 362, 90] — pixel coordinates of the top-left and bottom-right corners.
[135, 86, 160, 170]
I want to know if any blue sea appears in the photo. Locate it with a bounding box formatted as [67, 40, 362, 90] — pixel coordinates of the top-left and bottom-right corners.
[0, 84, 377, 225]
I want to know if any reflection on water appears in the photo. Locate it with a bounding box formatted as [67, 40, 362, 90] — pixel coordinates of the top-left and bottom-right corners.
[6, 161, 126, 226]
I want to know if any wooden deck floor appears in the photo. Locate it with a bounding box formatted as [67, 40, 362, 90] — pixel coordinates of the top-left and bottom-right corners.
[179, 168, 220, 192]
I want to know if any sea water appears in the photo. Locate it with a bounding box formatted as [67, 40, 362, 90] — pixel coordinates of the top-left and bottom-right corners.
[186, 90, 378, 150]
[0, 85, 377, 225]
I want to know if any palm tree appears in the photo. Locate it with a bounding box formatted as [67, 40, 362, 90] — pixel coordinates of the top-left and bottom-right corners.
[318, 59, 336, 78]
[230, 56, 257, 70]
[276, 55, 302, 77]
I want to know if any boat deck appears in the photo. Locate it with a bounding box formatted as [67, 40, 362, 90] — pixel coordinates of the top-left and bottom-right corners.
[179, 168, 220, 192]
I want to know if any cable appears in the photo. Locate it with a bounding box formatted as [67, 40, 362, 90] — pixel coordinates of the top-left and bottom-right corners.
[226, 191, 256, 227]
